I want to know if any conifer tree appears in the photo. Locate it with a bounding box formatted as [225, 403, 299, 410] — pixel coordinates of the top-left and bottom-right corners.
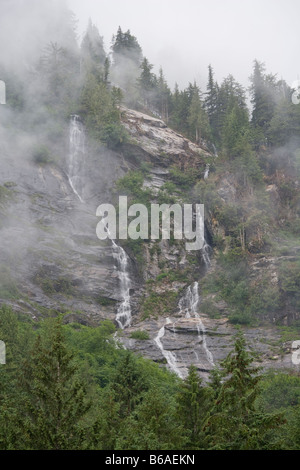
[20, 317, 91, 450]
[249, 60, 277, 147]
[204, 330, 284, 450]
[156, 67, 171, 120]
[110, 351, 148, 419]
[187, 82, 211, 144]
[176, 365, 213, 449]
[138, 57, 156, 107]
[81, 19, 107, 79]
[117, 387, 186, 450]
[0, 306, 28, 449]
[205, 65, 219, 141]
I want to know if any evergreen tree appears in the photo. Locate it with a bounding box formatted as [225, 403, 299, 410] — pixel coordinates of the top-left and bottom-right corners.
[215, 74, 248, 146]
[37, 40, 80, 113]
[156, 67, 171, 120]
[138, 57, 156, 107]
[81, 19, 107, 80]
[204, 331, 284, 450]
[111, 27, 143, 105]
[19, 317, 92, 450]
[0, 306, 31, 449]
[110, 351, 148, 419]
[221, 103, 249, 158]
[169, 85, 190, 136]
[117, 387, 186, 450]
[176, 365, 213, 449]
[250, 60, 277, 146]
[112, 27, 143, 66]
[205, 65, 219, 141]
[187, 82, 211, 144]
[81, 73, 127, 147]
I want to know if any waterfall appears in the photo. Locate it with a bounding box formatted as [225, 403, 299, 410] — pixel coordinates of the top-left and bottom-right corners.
[212, 144, 219, 158]
[154, 318, 184, 378]
[198, 207, 211, 268]
[112, 238, 132, 329]
[154, 209, 214, 376]
[67, 114, 132, 329]
[204, 163, 210, 180]
[179, 282, 214, 367]
[68, 115, 85, 203]
[174, 218, 214, 371]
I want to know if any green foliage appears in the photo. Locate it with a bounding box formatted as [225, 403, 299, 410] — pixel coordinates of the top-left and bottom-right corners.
[95, 296, 117, 307]
[130, 330, 150, 340]
[117, 387, 186, 450]
[32, 145, 54, 165]
[81, 74, 127, 148]
[19, 317, 92, 450]
[34, 272, 74, 296]
[110, 351, 149, 419]
[0, 266, 19, 299]
[0, 309, 294, 450]
[204, 331, 284, 449]
[176, 365, 213, 449]
[169, 165, 199, 189]
[279, 258, 300, 310]
[81, 19, 107, 80]
[0, 185, 15, 206]
[141, 290, 178, 320]
[116, 171, 145, 198]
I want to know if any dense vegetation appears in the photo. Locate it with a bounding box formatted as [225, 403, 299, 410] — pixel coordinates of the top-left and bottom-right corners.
[0, 305, 299, 450]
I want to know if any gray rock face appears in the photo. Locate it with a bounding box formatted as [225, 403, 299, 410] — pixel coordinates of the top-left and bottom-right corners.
[0, 118, 136, 323]
[0, 107, 298, 379]
[120, 315, 299, 381]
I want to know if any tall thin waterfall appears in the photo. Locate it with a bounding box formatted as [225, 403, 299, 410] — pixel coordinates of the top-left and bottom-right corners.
[68, 115, 85, 203]
[112, 238, 132, 329]
[180, 209, 215, 366]
[179, 282, 214, 367]
[67, 115, 132, 329]
[199, 207, 211, 268]
[153, 208, 214, 376]
[204, 163, 210, 180]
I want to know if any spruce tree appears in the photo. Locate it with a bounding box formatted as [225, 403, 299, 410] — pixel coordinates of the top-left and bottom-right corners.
[176, 365, 213, 449]
[117, 387, 186, 450]
[138, 57, 156, 107]
[81, 19, 107, 79]
[110, 351, 148, 419]
[205, 65, 219, 142]
[204, 330, 284, 450]
[20, 317, 91, 450]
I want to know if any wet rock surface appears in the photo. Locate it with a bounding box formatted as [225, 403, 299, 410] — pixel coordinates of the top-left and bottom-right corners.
[0, 108, 299, 379]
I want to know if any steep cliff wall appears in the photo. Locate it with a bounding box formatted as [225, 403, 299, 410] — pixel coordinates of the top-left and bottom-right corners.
[0, 107, 299, 380]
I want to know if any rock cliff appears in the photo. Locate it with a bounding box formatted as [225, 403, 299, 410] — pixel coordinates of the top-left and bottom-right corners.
[0, 107, 299, 380]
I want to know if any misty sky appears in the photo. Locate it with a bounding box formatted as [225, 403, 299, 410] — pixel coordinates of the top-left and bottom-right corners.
[68, 0, 300, 93]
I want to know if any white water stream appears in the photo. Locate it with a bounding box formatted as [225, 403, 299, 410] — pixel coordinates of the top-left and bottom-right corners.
[68, 115, 132, 329]
[154, 213, 214, 376]
[68, 115, 85, 203]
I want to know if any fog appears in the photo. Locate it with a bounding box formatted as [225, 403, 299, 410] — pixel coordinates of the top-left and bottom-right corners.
[68, 0, 300, 91]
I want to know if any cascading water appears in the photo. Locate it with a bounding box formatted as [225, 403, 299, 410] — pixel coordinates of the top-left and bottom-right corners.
[153, 207, 214, 376]
[204, 163, 210, 180]
[112, 238, 132, 329]
[197, 205, 211, 268]
[68, 115, 85, 203]
[178, 282, 214, 366]
[212, 143, 219, 158]
[154, 318, 184, 378]
[178, 282, 214, 368]
[67, 115, 132, 329]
